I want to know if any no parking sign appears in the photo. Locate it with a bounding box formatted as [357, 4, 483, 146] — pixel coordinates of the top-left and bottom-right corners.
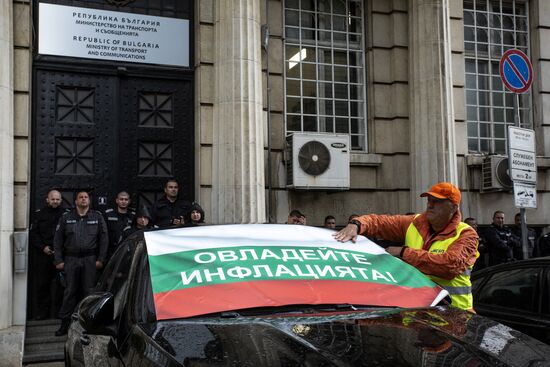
[499, 49, 533, 94]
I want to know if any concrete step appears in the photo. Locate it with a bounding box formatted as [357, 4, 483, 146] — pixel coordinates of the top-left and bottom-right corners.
[23, 319, 66, 364]
[22, 350, 65, 364]
[25, 319, 62, 335]
[23, 342, 65, 363]
[26, 334, 67, 345]
[24, 362, 65, 367]
[25, 341, 66, 354]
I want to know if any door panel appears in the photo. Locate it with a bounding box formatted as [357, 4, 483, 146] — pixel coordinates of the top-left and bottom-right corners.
[30, 69, 194, 323]
[33, 70, 118, 208]
[118, 77, 194, 208]
[32, 72, 194, 210]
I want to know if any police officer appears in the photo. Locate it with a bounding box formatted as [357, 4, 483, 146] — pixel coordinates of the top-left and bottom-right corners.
[103, 191, 135, 259]
[29, 190, 67, 320]
[535, 231, 550, 257]
[484, 211, 515, 266]
[150, 178, 190, 228]
[510, 212, 537, 260]
[121, 206, 153, 241]
[53, 190, 108, 336]
[465, 217, 488, 271]
[182, 202, 205, 227]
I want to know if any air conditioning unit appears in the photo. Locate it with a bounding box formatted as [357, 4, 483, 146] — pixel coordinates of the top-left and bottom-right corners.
[286, 133, 350, 190]
[481, 155, 513, 192]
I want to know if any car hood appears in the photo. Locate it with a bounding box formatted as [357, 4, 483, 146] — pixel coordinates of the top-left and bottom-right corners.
[136, 306, 550, 366]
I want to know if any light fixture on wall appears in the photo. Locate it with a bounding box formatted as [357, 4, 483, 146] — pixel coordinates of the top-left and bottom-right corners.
[261, 25, 269, 51]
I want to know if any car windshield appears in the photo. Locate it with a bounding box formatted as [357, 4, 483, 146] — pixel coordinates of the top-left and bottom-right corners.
[140, 224, 448, 321]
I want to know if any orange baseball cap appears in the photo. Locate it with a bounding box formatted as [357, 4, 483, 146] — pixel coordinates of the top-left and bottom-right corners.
[420, 182, 461, 205]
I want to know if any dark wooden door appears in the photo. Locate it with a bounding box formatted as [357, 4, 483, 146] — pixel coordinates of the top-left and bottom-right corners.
[31, 70, 194, 211]
[118, 77, 194, 209]
[33, 69, 119, 208]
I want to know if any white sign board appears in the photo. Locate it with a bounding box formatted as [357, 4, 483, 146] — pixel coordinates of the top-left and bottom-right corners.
[38, 3, 189, 67]
[509, 149, 537, 182]
[513, 181, 537, 208]
[508, 127, 535, 151]
[507, 126, 536, 184]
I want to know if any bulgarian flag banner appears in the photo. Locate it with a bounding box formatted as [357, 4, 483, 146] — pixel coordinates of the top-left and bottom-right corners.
[144, 224, 448, 320]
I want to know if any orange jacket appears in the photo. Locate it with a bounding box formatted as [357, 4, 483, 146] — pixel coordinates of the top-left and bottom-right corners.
[356, 212, 478, 280]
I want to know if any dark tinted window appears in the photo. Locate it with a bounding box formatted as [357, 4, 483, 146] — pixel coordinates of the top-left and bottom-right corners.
[95, 243, 135, 317]
[543, 269, 550, 315]
[133, 251, 157, 324]
[476, 267, 540, 312]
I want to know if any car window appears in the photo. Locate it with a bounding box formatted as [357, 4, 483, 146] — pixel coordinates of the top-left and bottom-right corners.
[476, 267, 540, 312]
[543, 269, 550, 315]
[132, 250, 157, 324]
[95, 244, 129, 292]
[96, 242, 135, 317]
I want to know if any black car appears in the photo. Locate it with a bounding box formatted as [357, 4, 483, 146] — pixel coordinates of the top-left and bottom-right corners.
[472, 257, 550, 345]
[66, 226, 550, 366]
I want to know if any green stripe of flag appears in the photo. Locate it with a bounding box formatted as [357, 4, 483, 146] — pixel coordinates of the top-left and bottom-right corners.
[147, 245, 435, 294]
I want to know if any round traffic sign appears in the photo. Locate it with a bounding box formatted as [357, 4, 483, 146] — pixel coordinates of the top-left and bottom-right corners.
[499, 49, 533, 94]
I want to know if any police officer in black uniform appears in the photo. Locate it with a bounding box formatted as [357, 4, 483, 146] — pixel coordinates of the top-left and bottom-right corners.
[510, 212, 537, 260]
[535, 231, 550, 257]
[150, 178, 190, 228]
[53, 190, 108, 336]
[121, 206, 154, 241]
[29, 189, 67, 320]
[484, 210, 515, 266]
[464, 217, 488, 271]
[103, 191, 135, 259]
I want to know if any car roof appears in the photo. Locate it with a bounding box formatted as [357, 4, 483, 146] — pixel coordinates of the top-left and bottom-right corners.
[472, 257, 550, 280]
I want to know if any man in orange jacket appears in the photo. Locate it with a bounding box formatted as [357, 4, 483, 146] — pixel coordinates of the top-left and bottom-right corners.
[334, 182, 479, 310]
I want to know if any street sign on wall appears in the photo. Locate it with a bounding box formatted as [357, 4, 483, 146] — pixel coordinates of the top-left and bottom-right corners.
[508, 126, 536, 184]
[508, 126, 537, 208]
[514, 181, 537, 208]
[38, 3, 190, 67]
[509, 149, 536, 182]
[499, 49, 533, 94]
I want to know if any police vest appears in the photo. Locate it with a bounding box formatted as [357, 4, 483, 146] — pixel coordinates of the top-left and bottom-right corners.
[404, 221, 476, 311]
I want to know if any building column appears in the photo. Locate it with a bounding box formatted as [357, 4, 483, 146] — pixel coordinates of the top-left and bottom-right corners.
[0, 0, 14, 329]
[409, 0, 457, 212]
[211, 0, 266, 223]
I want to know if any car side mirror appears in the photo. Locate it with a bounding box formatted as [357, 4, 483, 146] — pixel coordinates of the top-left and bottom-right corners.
[77, 292, 116, 336]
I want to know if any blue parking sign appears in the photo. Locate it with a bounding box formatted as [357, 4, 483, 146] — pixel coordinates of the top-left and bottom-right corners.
[499, 49, 533, 94]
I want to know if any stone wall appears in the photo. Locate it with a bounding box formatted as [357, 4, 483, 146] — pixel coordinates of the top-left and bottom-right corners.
[195, 0, 214, 221]
[13, 0, 30, 234]
[0, 0, 29, 363]
[0, 0, 15, 331]
[193, 0, 550, 227]
[265, 0, 413, 226]
[458, 0, 550, 225]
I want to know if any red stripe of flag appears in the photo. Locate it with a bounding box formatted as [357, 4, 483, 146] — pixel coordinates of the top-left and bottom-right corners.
[153, 280, 443, 320]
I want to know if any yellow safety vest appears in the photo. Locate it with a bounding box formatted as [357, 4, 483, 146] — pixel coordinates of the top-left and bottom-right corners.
[404, 221, 476, 310]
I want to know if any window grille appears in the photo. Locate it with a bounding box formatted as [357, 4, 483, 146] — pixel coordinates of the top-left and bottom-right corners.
[284, 0, 367, 150]
[464, 0, 531, 154]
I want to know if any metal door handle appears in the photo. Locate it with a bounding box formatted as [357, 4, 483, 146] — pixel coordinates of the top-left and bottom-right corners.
[80, 334, 91, 346]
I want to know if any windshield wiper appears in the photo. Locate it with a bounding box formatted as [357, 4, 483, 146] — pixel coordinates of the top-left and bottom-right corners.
[207, 304, 380, 319]
[220, 311, 241, 318]
[334, 304, 358, 311]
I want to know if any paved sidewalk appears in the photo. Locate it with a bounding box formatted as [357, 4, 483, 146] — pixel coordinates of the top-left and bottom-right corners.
[0, 326, 24, 367]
